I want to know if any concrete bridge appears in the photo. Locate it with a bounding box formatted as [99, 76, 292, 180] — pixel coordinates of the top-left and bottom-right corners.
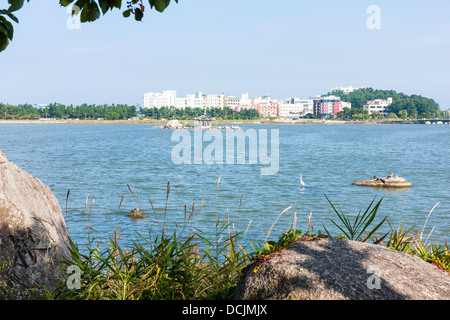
[416, 119, 450, 124]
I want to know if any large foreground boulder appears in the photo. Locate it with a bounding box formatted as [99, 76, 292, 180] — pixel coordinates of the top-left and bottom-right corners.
[235, 237, 450, 300]
[0, 151, 70, 299]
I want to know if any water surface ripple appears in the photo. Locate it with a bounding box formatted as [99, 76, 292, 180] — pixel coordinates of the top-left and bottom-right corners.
[0, 123, 448, 246]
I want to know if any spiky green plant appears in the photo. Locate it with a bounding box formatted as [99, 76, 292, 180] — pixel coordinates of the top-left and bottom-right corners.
[375, 203, 449, 272]
[323, 195, 387, 242]
[383, 219, 416, 253]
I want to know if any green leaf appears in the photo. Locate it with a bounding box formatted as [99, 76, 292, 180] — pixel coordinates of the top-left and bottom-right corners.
[7, 0, 25, 13]
[0, 32, 9, 52]
[0, 9, 19, 23]
[60, 0, 75, 7]
[98, 0, 109, 14]
[122, 9, 131, 18]
[149, 0, 170, 12]
[107, 0, 121, 9]
[80, 1, 101, 22]
[134, 8, 143, 21]
[73, 0, 88, 15]
[6, 11, 19, 23]
[0, 16, 14, 40]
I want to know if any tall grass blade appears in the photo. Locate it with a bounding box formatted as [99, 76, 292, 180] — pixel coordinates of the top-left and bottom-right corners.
[265, 206, 292, 242]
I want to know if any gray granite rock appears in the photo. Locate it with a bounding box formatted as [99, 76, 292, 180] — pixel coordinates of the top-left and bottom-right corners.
[235, 237, 450, 300]
[164, 120, 185, 129]
[0, 151, 70, 299]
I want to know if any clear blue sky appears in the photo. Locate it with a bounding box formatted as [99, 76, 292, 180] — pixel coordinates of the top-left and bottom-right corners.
[1, 0, 449, 109]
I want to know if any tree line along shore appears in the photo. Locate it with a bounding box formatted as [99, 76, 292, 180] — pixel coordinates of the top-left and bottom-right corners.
[0, 119, 421, 125]
[0, 88, 445, 122]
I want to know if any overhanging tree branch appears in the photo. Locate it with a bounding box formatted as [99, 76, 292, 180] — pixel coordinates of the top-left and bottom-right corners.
[0, 0, 179, 52]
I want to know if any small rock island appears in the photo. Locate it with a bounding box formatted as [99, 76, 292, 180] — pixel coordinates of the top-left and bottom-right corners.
[154, 118, 244, 130]
[353, 173, 413, 188]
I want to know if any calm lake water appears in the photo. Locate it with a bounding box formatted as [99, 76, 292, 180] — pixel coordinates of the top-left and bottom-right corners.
[0, 123, 449, 247]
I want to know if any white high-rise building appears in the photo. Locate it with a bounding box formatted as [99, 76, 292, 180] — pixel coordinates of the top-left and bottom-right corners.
[144, 90, 176, 108]
[143, 92, 160, 109]
[184, 92, 205, 109]
[299, 99, 314, 115]
[240, 93, 251, 107]
[162, 90, 176, 106]
[363, 97, 392, 116]
[278, 99, 314, 118]
[225, 95, 241, 109]
[279, 102, 301, 118]
[143, 90, 317, 117]
[175, 97, 188, 109]
[204, 94, 224, 109]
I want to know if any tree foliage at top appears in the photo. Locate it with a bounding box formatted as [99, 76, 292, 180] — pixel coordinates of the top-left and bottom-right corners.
[0, 0, 178, 52]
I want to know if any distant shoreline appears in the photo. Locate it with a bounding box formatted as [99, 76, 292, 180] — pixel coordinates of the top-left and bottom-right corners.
[0, 119, 417, 125]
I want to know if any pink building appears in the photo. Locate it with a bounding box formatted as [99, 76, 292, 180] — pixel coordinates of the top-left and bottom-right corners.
[313, 96, 351, 117]
[257, 102, 279, 118]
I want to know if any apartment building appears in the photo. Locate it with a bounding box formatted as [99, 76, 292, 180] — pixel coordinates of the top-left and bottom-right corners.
[301, 100, 314, 115]
[174, 97, 188, 109]
[204, 94, 225, 109]
[173, 92, 206, 109]
[144, 90, 176, 109]
[313, 96, 351, 116]
[363, 97, 393, 116]
[143, 90, 345, 118]
[257, 102, 279, 118]
[278, 99, 314, 118]
[240, 93, 251, 107]
[145, 90, 245, 110]
[224, 95, 241, 110]
[186, 93, 205, 109]
[279, 102, 301, 118]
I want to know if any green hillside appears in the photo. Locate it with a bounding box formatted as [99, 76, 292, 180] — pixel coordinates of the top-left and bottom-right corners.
[325, 88, 440, 119]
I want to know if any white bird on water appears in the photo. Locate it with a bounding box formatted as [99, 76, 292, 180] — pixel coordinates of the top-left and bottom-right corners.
[299, 174, 305, 187]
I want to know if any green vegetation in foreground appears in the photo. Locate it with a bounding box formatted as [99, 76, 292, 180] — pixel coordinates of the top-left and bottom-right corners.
[6, 181, 447, 300]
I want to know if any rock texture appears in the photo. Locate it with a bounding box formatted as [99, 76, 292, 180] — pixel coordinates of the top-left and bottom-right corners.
[164, 120, 186, 129]
[0, 151, 70, 299]
[235, 237, 450, 300]
[353, 177, 413, 188]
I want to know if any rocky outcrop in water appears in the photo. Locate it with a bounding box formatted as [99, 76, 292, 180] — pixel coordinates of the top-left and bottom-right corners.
[164, 120, 187, 129]
[235, 238, 450, 300]
[0, 151, 70, 299]
[155, 120, 244, 130]
[353, 175, 413, 188]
